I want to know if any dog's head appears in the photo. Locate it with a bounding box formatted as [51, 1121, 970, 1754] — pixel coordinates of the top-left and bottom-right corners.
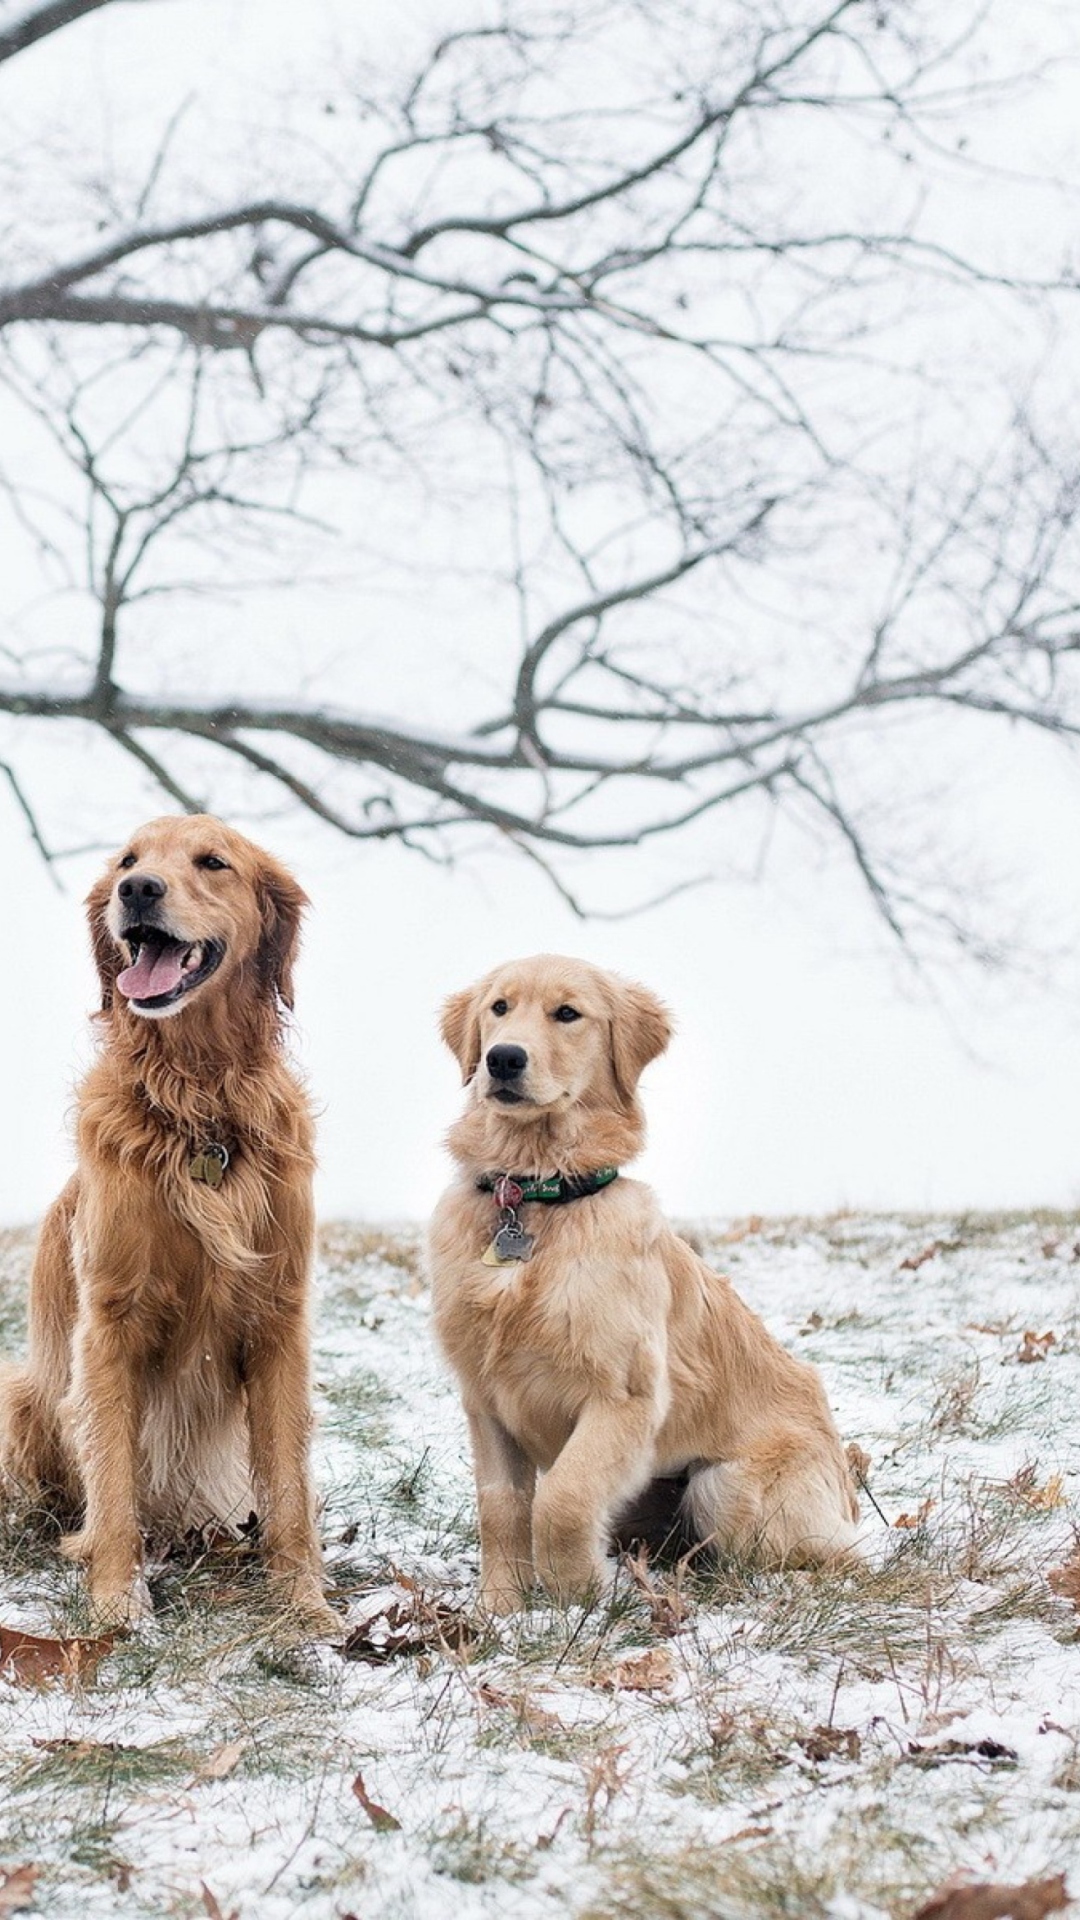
[441, 955, 672, 1120]
[86, 815, 308, 1020]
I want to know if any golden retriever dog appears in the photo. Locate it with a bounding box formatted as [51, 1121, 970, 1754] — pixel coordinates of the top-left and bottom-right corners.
[0, 815, 337, 1634]
[429, 955, 861, 1611]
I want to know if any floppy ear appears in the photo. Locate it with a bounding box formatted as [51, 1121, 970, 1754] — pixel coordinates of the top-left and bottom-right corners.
[440, 984, 484, 1085]
[609, 979, 672, 1105]
[85, 872, 120, 1014]
[256, 859, 309, 1011]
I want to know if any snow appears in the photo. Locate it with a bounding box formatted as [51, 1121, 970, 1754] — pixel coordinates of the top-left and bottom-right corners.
[0, 1213, 1077, 1917]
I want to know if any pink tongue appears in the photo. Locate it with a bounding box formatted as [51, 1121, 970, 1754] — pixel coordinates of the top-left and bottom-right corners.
[116, 942, 186, 1001]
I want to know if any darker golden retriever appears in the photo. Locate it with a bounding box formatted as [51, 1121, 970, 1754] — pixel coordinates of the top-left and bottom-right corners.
[429, 954, 861, 1611]
[0, 815, 337, 1634]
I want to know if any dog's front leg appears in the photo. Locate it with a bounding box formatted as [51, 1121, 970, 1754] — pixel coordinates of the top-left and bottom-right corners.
[467, 1407, 536, 1613]
[244, 1315, 338, 1638]
[533, 1392, 658, 1604]
[61, 1312, 150, 1629]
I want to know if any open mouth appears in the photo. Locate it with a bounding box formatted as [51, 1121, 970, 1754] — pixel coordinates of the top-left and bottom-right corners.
[489, 1087, 529, 1106]
[116, 926, 225, 1012]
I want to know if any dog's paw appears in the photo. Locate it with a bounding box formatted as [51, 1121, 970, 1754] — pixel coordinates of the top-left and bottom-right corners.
[86, 1576, 153, 1632]
[277, 1576, 343, 1642]
[479, 1578, 531, 1617]
[534, 1543, 608, 1607]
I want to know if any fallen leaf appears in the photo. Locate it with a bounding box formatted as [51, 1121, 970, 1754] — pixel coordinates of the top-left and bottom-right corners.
[535, 1807, 571, 1851]
[724, 1824, 773, 1843]
[1048, 1550, 1080, 1609]
[200, 1885, 239, 1920]
[845, 1442, 873, 1484]
[623, 1547, 691, 1636]
[911, 1869, 1070, 1919]
[595, 1646, 675, 1693]
[0, 1625, 114, 1687]
[907, 1736, 1017, 1769]
[0, 1865, 39, 1915]
[900, 1242, 941, 1271]
[1016, 1329, 1057, 1365]
[1000, 1466, 1066, 1511]
[340, 1582, 472, 1664]
[191, 1738, 248, 1784]
[476, 1682, 564, 1736]
[797, 1724, 861, 1763]
[894, 1497, 936, 1530]
[31, 1737, 124, 1758]
[352, 1771, 401, 1832]
[581, 1742, 632, 1839]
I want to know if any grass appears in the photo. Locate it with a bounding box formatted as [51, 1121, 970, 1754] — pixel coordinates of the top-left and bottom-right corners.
[0, 1214, 1078, 1918]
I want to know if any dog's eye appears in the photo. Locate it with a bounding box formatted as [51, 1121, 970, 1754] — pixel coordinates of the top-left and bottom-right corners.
[118, 852, 137, 870]
[491, 998, 509, 1016]
[196, 854, 229, 872]
[553, 1004, 581, 1023]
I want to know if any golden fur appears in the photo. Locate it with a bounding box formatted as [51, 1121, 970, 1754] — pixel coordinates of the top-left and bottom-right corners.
[429, 955, 861, 1611]
[0, 815, 337, 1633]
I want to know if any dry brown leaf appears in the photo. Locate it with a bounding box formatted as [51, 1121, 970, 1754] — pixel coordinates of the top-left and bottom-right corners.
[797, 1724, 861, 1763]
[708, 1712, 738, 1751]
[595, 1646, 675, 1693]
[581, 1742, 632, 1840]
[623, 1547, 691, 1637]
[31, 1736, 123, 1758]
[907, 1736, 1017, 1769]
[900, 1242, 942, 1271]
[476, 1682, 564, 1736]
[0, 1625, 114, 1687]
[0, 1866, 39, 1916]
[192, 1738, 248, 1784]
[894, 1497, 936, 1530]
[1016, 1329, 1057, 1365]
[200, 1885, 238, 1920]
[1048, 1549, 1080, 1609]
[845, 1442, 873, 1484]
[911, 1869, 1070, 1919]
[724, 1824, 773, 1844]
[340, 1583, 472, 1664]
[1001, 1465, 1066, 1511]
[351, 1771, 401, 1832]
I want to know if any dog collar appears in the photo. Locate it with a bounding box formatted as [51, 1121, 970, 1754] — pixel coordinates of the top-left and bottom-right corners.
[477, 1168, 619, 1206]
[477, 1167, 620, 1267]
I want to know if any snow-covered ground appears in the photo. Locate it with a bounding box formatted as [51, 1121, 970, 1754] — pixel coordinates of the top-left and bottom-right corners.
[0, 1214, 1078, 1918]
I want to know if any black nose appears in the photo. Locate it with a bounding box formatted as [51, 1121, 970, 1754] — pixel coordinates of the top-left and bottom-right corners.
[487, 1044, 527, 1082]
[118, 872, 167, 906]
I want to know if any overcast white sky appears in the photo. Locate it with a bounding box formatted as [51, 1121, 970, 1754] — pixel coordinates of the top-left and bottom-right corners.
[3, 0, 1080, 1228]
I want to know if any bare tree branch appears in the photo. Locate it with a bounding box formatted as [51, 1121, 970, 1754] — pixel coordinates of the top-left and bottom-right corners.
[0, 0, 116, 65]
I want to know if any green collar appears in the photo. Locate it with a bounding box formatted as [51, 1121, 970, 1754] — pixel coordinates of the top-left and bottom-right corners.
[477, 1168, 619, 1206]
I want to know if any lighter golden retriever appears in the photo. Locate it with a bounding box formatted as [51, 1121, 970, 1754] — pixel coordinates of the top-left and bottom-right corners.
[0, 815, 337, 1634]
[429, 955, 861, 1611]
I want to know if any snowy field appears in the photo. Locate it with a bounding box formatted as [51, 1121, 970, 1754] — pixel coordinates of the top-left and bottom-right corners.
[0, 1213, 1078, 1919]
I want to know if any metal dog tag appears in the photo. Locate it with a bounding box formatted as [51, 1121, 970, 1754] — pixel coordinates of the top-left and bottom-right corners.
[492, 1220, 534, 1263]
[191, 1144, 229, 1189]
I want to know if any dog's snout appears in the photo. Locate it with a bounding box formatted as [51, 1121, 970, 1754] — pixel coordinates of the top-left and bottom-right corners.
[487, 1044, 527, 1082]
[118, 872, 167, 907]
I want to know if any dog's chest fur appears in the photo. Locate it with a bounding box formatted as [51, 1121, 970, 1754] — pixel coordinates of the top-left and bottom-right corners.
[430, 1181, 666, 1469]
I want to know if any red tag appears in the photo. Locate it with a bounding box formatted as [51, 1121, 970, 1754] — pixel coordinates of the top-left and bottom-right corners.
[494, 1176, 524, 1208]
